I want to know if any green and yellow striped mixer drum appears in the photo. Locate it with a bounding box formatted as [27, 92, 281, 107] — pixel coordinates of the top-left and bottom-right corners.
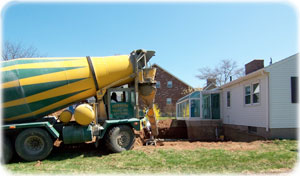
[2, 54, 138, 124]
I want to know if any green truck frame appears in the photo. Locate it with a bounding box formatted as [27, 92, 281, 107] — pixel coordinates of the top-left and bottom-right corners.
[3, 88, 142, 163]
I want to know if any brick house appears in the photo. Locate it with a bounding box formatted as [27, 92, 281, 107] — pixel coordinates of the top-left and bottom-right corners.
[152, 64, 193, 117]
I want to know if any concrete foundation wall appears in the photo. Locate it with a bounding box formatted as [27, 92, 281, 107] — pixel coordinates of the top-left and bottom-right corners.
[185, 120, 222, 141]
[269, 128, 298, 139]
[223, 124, 298, 141]
[223, 124, 267, 142]
[158, 120, 297, 141]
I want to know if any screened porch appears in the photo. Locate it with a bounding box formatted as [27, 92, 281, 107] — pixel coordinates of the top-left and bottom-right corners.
[176, 89, 221, 120]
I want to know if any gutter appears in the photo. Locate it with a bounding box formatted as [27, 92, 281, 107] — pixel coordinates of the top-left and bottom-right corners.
[221, 68, 267, 89]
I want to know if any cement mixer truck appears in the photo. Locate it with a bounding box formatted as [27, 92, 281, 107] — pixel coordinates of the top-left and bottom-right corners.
[1, 49, 158, 163]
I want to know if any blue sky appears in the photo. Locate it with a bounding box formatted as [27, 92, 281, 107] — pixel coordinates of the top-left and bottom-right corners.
[1, 2, 298, 87]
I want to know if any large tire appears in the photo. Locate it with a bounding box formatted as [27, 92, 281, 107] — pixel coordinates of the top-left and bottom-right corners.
[15, 128, 53, 162]
[105, 125, 135, 153]
[2, 137, 13, 163]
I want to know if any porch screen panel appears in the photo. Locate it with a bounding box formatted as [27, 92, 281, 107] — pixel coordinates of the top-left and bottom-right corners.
[183, 101, 190, 118]
[211, 93, 220, 119]
[191, 99, 200, 117]
[202, 94, 211, 119]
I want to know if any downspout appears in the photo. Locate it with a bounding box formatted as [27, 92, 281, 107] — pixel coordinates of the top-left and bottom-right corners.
[263, 69, 270, 132]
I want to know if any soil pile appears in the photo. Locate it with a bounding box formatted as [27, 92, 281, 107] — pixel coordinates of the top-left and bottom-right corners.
[134, 130, 145, 146]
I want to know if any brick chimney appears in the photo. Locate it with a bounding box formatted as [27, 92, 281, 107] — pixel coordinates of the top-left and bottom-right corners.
[207, 78, 216, 86]
[203, 78, 217, 90]
[245, 60, 264, 75]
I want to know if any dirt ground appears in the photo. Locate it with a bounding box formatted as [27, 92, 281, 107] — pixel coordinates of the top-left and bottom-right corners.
[135, 119, 273, 151]
[133, 140, 272, 151]
[50, 115, 271, 152]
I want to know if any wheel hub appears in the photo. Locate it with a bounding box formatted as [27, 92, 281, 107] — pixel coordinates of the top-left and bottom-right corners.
[24, 136, 45, 154]
[117, 132, 130, 147]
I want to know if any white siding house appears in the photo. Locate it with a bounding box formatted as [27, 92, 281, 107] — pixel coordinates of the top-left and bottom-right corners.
[264, 54, 298, 129]
[176, 53, 298, 140]
[220, 53, 298, 139]
[221, 72, 269, 129]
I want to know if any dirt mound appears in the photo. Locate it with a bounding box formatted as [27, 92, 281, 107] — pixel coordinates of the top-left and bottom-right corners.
[157, 119, 173, 128]
[134, 130, 145, 146]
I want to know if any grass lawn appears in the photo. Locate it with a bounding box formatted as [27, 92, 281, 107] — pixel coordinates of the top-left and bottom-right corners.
[3, 140, 298, 174]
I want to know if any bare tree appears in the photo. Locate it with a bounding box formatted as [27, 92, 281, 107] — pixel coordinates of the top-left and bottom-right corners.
[181, 86, 194, 95]
[196, 59, 244, 86]
[2, 41, 43, 61]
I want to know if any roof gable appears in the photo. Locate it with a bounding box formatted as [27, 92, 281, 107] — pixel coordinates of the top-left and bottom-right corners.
[152, 63, 193, 88]
[264, 53, 298, 72]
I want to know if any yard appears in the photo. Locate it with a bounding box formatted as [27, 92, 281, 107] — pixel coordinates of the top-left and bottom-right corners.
[4, 139, 298, 174]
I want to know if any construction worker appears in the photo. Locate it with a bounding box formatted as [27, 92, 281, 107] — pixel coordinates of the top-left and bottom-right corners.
[111, 92, 118, 103]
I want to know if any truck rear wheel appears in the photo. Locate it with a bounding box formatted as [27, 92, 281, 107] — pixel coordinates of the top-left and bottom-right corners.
[15, 128, 53, 161]
[105, 125, 135, 153]
[2, 137, 13, 163]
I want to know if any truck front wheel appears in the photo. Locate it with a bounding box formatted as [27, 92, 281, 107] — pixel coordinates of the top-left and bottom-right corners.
[15, 128, 53, 161]
[105, 125, 135, 153]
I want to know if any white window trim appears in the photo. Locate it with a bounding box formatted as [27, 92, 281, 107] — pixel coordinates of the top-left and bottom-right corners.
[190, 98, 201, 118]
[202, 93, 212, 119]
[243, 81, 261, 106]
[226, 91, 231, 108]
[166, 98, 172, 105]
[156, 81, 160, 88]
[244, 85, 252, 106]
[167, 81, 173, 88]
[177, 99, 189, 105]
[176, 99, 189, 119]
[252, 81, 261, 105]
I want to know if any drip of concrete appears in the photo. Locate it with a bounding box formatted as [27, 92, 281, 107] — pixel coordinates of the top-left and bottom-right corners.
[146, 108, 158, 137]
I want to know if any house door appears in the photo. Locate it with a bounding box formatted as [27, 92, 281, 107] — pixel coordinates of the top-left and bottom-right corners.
[211, 93, 220, 119]
[202, 94, 211, 119]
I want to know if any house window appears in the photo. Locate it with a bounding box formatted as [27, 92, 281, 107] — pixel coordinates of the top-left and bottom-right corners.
[227, 91, 231, 107]
[291, 77, 298, 103]
[167, 81, 173, 88]
[245, 86, 251, 105]
[166, 98, 172, 105]
[245, 82, 260, 105]
[248, 126, 257, 133]
[156, 81, 160, 88]
[252, 83, 260, 104]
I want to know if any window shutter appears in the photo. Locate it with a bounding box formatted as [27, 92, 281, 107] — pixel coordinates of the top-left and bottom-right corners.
[291, 77, 298, 103]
